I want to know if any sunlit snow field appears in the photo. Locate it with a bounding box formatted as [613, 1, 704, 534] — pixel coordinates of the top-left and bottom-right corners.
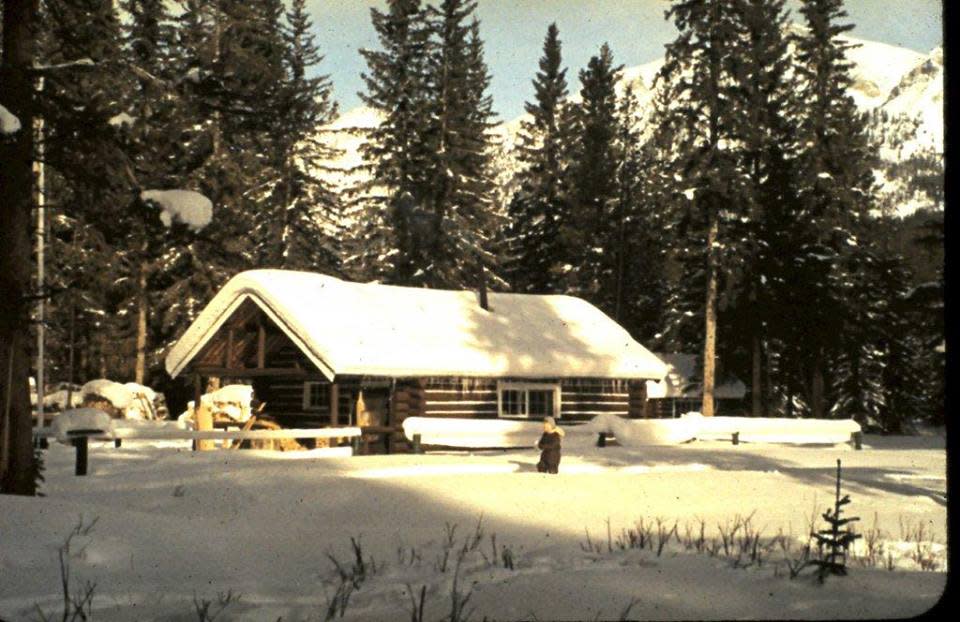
[0, 432, 946, 620]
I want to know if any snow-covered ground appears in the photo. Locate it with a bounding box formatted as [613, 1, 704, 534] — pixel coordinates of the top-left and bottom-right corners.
[0, 432, 946, 620]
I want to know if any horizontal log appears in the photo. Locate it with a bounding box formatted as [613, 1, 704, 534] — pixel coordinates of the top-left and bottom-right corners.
[193, 366, 327, 378]
[560, 403, 630, 412]
[35, 426, 362, 441]
[424, 392, 498, 402]
[421, 411, 498, 418]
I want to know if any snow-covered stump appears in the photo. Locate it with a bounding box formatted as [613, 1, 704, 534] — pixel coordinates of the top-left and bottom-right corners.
[53, 408, 114, 476]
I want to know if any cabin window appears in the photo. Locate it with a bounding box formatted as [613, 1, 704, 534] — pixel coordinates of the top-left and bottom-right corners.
[497, 382, 560, 419]
[302, 382, 330, 411]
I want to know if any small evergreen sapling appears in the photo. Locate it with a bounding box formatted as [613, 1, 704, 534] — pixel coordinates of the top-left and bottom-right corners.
[811, 459, 861, 582]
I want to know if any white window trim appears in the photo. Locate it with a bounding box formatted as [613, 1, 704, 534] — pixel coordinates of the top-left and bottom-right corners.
[496, 381, 561, 419]
[302, 381, 330, 411]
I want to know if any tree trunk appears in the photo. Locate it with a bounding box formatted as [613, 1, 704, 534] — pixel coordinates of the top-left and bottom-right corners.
[701, 212, 719, 418]
[811, 355, 825, 419]
[0, 0, 40, 495]
[751, 332, 763, 417]
[134, 261, 148, 384]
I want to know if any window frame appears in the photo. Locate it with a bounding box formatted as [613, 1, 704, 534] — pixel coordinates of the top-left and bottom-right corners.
[496, 381, 561, 419]
[302, 381, 331, 412]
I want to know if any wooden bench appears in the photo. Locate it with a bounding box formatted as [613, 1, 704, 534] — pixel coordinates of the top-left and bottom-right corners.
[34, 426, 363, 476]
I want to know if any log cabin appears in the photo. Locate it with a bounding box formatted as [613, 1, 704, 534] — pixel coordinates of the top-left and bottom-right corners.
[164, 270, 668, 438]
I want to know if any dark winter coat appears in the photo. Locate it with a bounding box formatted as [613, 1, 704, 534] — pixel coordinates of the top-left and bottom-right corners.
[537, 431, 562, 474]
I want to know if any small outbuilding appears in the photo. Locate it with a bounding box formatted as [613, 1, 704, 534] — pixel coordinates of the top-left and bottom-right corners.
[644, 353, 746, 418]
[164, 270, 667, 434]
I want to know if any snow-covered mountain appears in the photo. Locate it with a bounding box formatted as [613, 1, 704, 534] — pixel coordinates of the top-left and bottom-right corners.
[317, 32, 943, 217]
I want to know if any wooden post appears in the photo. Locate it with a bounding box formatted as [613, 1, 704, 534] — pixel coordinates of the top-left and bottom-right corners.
[330, 382, 339, 426]
[225, 327, 234, 368]
[194, 373, 214, 451]
[412, 433, 422, 454]
[732, 431, 740, 446]
[256, 322, 266, 369]
[597, 432, 607, 447]
[73, 436, 88, 476]
[851, 431, 862, 450]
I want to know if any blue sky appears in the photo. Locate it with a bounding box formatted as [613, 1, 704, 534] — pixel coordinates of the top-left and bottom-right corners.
[306, 0, 943, 120]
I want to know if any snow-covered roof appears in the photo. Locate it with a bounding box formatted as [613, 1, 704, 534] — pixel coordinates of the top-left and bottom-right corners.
[165, 270, 668, 381]
[645, 353, 746, 400]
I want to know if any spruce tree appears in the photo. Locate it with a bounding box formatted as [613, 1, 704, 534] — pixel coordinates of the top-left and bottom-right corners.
[658, 0, 744, 417]
[356, 0, 432, 282]
[564, 43, 622, 301]
[419, 2, 498, 288]
[792, 0, 878, 418]
[503, 23, 570, 294]
[252, 0, 341, 272]
[726, 0, 801, 416]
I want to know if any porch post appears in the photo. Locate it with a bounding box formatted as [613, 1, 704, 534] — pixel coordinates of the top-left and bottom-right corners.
[330, 382, 339, 426]
[194, 372, 214, 451]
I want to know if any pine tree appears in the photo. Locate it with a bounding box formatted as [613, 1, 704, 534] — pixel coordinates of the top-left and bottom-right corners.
[503, 23, 571, 294]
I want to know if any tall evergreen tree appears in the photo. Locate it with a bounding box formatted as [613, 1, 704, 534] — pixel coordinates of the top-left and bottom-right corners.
[503, 23, 571, 294]
[658, 0, 744, 417]
[725, 0, 800, 416]
[419, 1, 498, 288]
[356, 0, 432, 282]
[564, 43, 622, 301]
[791, 0, 878, 418]
[252, 0, 341, 272]
[0, 0, 40, 495]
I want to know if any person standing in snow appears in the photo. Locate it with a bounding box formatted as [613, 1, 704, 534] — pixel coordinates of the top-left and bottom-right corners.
[536, 416, 564, 474]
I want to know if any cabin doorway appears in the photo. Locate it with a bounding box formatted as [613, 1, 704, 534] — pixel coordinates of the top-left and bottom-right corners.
[356, 387, 390, 428]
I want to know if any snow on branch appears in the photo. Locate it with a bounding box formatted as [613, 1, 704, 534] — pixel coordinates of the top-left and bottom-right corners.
[32, 58, 96, 72]
[1, 104, 22, 135]
[141, 189, 213, 232]
[109, 112, 136, 128]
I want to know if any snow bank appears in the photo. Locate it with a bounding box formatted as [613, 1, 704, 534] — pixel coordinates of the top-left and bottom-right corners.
[581, 413, 699, 446]
[141, 189, 213, 232]
[402, 416, 544, 448]
[0, 104, 21, 135]
[52, 408, 114, 442]
[690, 414, 861, 444]
[81, 379, 133, 411]
[403, 413, 861, 450]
